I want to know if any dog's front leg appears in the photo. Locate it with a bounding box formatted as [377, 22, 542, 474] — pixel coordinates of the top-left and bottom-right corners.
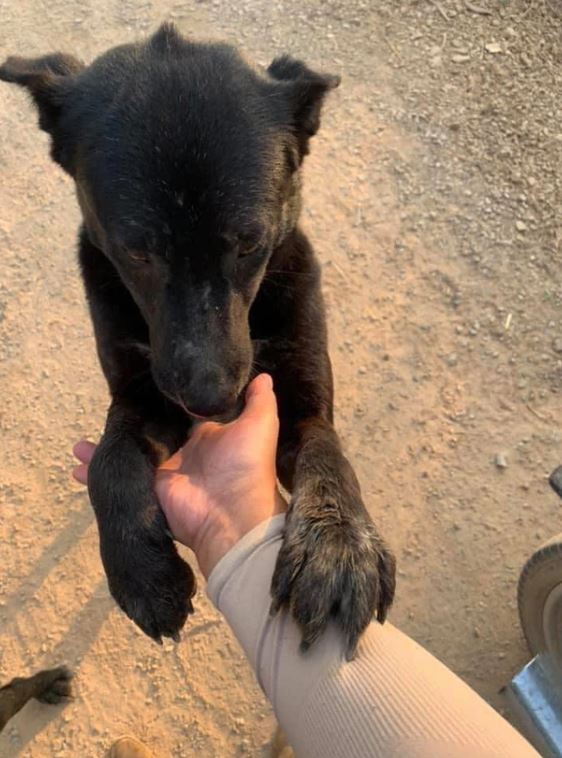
[0, 667, 72, 731]
[79, 230, 194, 641]
[87, 392, 195, 641]
[273, 412, 396, 659]
[254, 233, 396, 658]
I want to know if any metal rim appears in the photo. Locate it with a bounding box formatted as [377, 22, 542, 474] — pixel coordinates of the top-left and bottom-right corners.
[518, 536, 562, 668]
[543, 581, 562, 670]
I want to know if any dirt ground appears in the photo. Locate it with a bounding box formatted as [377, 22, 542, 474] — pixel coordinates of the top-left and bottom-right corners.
[0, 0, 560, 755]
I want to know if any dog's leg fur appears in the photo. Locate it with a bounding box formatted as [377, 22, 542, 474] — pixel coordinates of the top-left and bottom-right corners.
[78, 230, 195, 641]
[79, 223, 394, 651]
[254, 229, 396, 658]
[0, 667, 72, 732]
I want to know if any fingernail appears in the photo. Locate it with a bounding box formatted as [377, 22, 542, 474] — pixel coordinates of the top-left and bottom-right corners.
[260, 373, 273, 391]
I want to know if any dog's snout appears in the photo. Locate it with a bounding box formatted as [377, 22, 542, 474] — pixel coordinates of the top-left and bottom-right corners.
[181, 365, 239, 417]
[172, 340, 201, 364]
[156, 340, 243, 419]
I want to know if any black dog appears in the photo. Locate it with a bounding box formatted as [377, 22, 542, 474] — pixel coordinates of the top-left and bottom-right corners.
[0, 24, 395, 658]
[0, 667, 72, 732]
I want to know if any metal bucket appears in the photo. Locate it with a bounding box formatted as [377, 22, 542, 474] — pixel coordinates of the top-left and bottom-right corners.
[506, 654, 562, 758]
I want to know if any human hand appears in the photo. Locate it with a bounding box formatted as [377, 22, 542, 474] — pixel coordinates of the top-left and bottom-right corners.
[73, 374, 286, 578]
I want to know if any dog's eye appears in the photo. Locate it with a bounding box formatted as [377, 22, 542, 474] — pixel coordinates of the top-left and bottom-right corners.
[238, 242, 262, 258]
[128, 251, 151, 264]
[235, 224, 267, 259]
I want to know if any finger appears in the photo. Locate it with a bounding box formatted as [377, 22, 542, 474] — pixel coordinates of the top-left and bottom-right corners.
[242, 373, 277, 422]
[73, 440, 96, 464]
[158, 450, 184, 472]
[246, 372, 273, 397]
[72, 463, 88, 485]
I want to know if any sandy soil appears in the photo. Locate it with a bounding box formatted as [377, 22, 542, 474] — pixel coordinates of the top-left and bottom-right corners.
[0, 0, 561, 755]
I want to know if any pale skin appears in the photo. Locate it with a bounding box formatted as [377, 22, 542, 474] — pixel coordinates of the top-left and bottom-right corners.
[73, 373, 287, 579]
[74, 374, 539, 758]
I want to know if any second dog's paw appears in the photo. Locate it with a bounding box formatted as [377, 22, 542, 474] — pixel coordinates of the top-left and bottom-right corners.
[271, 495, 396, 659]
[36, 666, 73, 704]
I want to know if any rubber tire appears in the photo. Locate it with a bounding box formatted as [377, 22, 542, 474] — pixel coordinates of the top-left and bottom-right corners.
[518, 534, 562, 671]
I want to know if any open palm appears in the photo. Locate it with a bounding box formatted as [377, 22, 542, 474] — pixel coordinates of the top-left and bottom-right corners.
[73, 374, 285, 575]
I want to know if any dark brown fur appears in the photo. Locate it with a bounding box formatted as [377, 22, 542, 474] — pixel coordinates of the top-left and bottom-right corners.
[0, 24, 396, 657]
[0, 667, 72, 732]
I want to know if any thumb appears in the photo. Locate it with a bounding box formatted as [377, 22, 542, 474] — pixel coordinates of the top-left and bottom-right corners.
[241, 373, 278, 424]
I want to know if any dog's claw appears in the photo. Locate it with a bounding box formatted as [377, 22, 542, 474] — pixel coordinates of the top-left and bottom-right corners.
[171, 631, 181, 643]
[271, 501, 396, 656]
[345, 633, 360, 662]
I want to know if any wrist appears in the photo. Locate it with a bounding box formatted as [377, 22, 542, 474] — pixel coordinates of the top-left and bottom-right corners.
[194, 488, 287, 579]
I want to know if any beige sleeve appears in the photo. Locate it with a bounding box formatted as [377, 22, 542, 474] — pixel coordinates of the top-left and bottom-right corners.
[207, 515, 539, 758]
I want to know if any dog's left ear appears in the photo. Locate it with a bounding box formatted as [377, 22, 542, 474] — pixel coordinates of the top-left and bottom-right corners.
[267, 55, 340, 155]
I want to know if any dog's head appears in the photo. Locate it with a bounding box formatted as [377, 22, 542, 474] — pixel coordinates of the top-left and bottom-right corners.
[0, 24, 338, 419]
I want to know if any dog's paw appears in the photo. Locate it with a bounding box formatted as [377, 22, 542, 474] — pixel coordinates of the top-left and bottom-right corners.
[100, 517, 196, 643]
[36, 666, 73, 704]
[270, 490, 396, 659]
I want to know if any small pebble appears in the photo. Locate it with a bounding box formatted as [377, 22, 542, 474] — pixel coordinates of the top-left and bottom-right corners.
[447, 353, 458, 367]
[495, 453, 508, 469]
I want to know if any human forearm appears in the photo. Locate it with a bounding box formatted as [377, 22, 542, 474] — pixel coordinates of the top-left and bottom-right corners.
[193, 490, 286, 579]
[207, 515, 539, 758]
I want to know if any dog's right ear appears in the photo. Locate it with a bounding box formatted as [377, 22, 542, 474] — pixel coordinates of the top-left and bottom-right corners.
[0, 53, 84, 133]
[267, 55, 340, 156]
[0, 53, 84, 169]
